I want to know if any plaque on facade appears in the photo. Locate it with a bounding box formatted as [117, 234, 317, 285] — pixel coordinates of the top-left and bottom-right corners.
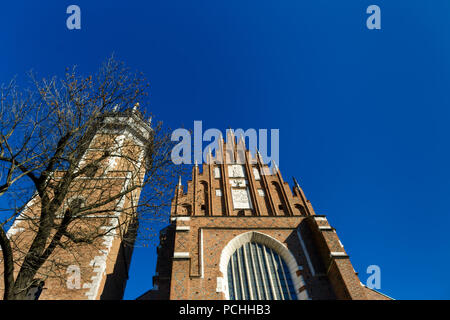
[228, 165, 245, 178]
[214, 167, 221, 178]
[253, 167, 261, 180]
[231, 188, 252, 209]
[230, 179, 246, 187]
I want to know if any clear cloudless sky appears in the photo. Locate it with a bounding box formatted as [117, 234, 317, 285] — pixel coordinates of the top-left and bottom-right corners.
[1, 0, 449, 300]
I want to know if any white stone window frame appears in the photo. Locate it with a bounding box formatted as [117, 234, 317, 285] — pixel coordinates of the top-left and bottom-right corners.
[218, 231, 309, 300]
[216, 189, 223, 197]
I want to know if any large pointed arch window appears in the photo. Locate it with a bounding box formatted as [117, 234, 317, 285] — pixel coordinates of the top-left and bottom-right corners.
[227, 242, 297, 300]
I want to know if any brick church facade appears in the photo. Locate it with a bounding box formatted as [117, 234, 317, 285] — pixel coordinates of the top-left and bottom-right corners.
[1, 109, 390, 300]
[138, 131, 391, 300]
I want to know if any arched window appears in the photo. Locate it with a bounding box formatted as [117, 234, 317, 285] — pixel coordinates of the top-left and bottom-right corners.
[182, 204, 192, 215]
[227, 242, 297, 300]
[271, 182, 289, 216]
[295, 204, 307, 216]
[199, 181, 209, 216]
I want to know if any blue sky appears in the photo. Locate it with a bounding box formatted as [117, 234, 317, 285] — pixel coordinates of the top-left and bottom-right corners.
[1, 0, 450, 299]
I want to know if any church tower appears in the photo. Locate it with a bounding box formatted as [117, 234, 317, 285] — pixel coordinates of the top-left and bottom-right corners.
[1, 108, 152, 300]
[139, 132, 390, 300]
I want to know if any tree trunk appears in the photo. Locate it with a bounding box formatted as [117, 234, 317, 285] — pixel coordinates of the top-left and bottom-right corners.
[0, 227, 15, 300]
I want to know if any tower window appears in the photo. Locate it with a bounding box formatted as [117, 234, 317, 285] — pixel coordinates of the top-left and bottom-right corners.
[66, 197, 85, 217]
[227, 242, 297, 300]
[84, 163, 100, 177]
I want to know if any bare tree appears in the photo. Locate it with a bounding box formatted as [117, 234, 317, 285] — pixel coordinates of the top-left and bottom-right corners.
[0, 57, 184, 300]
